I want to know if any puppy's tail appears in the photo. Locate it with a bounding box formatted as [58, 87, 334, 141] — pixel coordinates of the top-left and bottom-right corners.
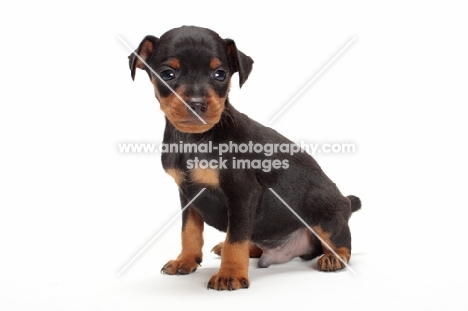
[347, 195, 361, 213]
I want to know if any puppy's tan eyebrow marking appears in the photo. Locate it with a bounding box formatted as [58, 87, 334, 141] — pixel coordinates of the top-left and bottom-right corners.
[210, 58, 221, 69]
[169, 58, 180, 69]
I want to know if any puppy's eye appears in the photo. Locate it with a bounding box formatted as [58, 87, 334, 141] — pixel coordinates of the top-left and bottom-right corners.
[160, 69, 175, 81]
[214, 69, 226, 81]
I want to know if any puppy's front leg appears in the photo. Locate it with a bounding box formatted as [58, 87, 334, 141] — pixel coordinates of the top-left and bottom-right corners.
[161, 205, 204, 275]
[207, 186, 259, 290]
[208, 233, 250, 290]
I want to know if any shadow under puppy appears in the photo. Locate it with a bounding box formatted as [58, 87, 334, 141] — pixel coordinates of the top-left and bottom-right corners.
[128, 26, 361, 291]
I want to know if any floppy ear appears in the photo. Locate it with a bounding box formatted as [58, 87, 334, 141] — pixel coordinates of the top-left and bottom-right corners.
[225, 39, 254, 88]
[128, 35, 159, 80]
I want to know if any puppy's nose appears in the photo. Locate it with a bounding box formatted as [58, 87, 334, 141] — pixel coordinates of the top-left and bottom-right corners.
[188, 98, 207, 115]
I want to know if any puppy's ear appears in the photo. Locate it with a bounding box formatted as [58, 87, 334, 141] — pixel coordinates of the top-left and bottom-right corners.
[129, 35, 159, 80]
[225, 39, 253, 88]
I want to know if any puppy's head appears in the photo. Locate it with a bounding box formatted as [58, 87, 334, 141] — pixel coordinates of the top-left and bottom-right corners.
[128, 26, 253, 133]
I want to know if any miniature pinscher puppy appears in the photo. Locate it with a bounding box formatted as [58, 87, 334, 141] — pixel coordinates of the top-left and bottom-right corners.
[128, 26, 361, 290]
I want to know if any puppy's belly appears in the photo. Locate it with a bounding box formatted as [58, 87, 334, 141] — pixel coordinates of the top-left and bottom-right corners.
[256, 228, 314, 268]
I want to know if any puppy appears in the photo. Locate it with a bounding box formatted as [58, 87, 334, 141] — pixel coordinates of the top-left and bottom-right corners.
[128, 25, 361, 290]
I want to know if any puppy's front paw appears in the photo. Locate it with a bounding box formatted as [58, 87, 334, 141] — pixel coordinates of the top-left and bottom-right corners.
[207, 271, 250, 290]
[317, 254, 346, 272]
[161, 255, 201, 275]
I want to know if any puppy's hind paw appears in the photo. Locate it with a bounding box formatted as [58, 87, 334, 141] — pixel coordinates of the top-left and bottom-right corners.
[161, 256, 201, 275]
[211, 242, 224, 256]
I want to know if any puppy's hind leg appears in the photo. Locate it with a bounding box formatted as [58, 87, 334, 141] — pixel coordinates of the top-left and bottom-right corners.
[312, 222, 352, 272]
[212, 241, 263, 258]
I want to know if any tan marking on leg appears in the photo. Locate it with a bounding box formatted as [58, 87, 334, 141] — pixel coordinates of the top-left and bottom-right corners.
[208, 237, 250, 290]
[180, 208, 204, 257]
[161, 208, 204, 275]
[212, 241, 263, 258]
[248, 243, 263, 258]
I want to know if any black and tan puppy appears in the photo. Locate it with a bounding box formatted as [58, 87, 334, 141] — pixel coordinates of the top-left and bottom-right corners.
[128, 26, 361, 290]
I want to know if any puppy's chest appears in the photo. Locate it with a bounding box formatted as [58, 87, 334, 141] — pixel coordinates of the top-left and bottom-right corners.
[164, 166, 220, 189]
[163, 156, 228, 231]
[161, 149, 226, 189]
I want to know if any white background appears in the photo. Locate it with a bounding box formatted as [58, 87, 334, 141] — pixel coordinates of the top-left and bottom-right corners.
[1, 0, 467, 310]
